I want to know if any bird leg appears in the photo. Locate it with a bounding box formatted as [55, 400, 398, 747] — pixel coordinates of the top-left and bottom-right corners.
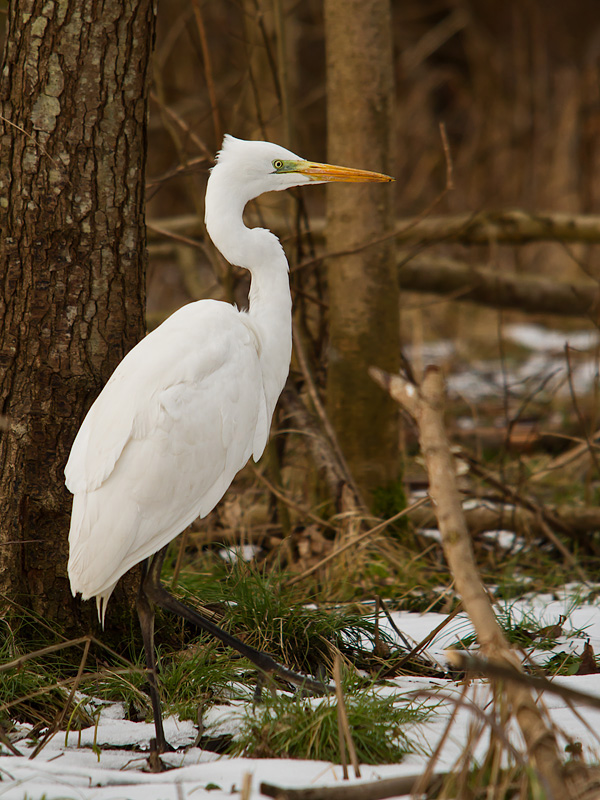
[136, 561, 173, 756]
[142, 545, 328, 696]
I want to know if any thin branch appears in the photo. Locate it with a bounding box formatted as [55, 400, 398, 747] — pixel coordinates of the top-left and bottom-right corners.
[286, 496, 430, 586]
[191, 0, 222, 144]
[292, 328, 365, 510]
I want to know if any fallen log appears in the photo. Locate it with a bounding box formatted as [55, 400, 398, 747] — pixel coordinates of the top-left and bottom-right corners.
[398, 255, 600, 318]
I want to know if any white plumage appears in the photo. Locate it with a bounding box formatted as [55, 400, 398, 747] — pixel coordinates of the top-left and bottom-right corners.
[66, 301, 273, 617]
[66, 133, 392, 629]
[65, 134, 392, 753]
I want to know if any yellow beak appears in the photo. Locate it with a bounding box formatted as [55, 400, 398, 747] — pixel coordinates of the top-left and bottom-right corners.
[297, 161, 394, 183]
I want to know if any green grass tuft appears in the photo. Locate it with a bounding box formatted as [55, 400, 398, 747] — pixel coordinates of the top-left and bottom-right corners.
[229, 680, 426, 763]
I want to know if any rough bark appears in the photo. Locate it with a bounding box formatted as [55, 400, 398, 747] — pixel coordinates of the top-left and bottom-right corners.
[0, 0, 155, 632]
[324, 0, 399, 502]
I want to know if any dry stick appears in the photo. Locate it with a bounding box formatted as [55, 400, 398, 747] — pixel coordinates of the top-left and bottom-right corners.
[370, 365, 572, 800]
[392, 209, 600, 245]
[410, 499, 600, 542]
[252, 465, 338, 531]
[191, 0, 222, 145]
[148, 93, 211, 160]
[392, 602, 462, 671]
[446, 651, 600, 711]
[375, 596, 415, 652]
[333, 655, 361, 779]
[29, 638, 92, 759]
[0, 723, 22, 757]
[240, 772, 253, 800]
[292, 329, 365, 512]
[535, 514, 588, 583]
[334, 657, 348, 779]
[464, 452, 596, 558]
[286, 496, 430, 586]
[397, 254, 600, 318]
[273, 0, 292, 148]
[531, 429, 600, 482]
[0, 636, 93, 673]
[411, 681, 472, 797]
[0, 666, 148, 718]
[260, 773, 445, 800]
[146, 222, 206, 250]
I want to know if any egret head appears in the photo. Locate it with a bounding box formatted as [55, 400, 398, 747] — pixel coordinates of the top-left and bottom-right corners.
[211, 135, 393, 203]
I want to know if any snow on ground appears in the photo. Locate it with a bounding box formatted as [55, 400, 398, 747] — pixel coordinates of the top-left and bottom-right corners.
[404, 323, 600, 401]
[3, 586, 600, 800]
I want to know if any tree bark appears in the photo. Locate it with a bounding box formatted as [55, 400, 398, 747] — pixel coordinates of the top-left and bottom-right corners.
[0, 0, 155, 632]
[324, 0, 399, 502]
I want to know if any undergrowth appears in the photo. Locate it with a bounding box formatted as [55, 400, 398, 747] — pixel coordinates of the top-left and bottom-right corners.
[229, 676, 428, 763]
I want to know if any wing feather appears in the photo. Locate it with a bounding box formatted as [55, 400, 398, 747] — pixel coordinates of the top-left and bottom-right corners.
[67, 301, 269, 600]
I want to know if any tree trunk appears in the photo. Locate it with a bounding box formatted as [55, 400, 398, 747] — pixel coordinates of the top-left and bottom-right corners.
[0, 0, 155, 634]
[324, 0, 399, 503]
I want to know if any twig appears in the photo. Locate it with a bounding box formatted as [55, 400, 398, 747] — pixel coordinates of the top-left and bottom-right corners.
[146, 222, 206, 250]
[0, 666, 148, 717]
[146, 210, 600, 247]
[29, 638, 92, 758]
[410, 686, 527, 766]
[241, 772, 253, 800]
[0, 636, 93, 672]
[285, 496, 430, 586]
[148, 92, 211, 159]
[191, 0, 222, 144]
[410, 681, 469, 796]
[333, 655, 360, 779]
[447, 651, 600, 711]
[292, 328, 365, 511]
[392, 602, 462, 671]
[375, 595, 413, 650]
[0, 724, 22, 757]
[252, 465, 338, 531]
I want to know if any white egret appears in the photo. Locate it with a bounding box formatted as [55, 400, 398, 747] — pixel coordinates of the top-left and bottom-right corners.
[65, 135, 393, 752]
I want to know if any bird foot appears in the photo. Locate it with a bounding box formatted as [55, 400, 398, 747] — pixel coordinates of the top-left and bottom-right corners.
[145, 737, 175, 772]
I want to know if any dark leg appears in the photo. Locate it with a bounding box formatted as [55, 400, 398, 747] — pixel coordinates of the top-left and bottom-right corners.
[143, 545, 328, 695]
[136, 560, 172, 756]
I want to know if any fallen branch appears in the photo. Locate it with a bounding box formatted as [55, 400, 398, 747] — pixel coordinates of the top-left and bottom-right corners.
[446, 651, 600, 711]
[398, 255, 600, 317]
[393, 210, 600, 245]
[410, 501, 595, 576]
[370, 365, 572, 798]
[260, 772, 444, 800]
[147, 209, 600, 246]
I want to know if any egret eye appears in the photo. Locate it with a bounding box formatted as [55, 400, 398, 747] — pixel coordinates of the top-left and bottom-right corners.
[272, 159, 284, 170]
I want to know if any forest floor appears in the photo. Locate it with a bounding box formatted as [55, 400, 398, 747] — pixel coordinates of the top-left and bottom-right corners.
[2, 587, 600, 799]
[3, 321, 600, 799]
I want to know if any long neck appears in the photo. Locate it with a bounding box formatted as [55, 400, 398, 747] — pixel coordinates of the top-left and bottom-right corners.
[205, 180, 293, 420]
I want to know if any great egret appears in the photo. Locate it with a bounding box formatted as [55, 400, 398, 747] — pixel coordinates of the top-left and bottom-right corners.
[65, 135, 393, 752]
